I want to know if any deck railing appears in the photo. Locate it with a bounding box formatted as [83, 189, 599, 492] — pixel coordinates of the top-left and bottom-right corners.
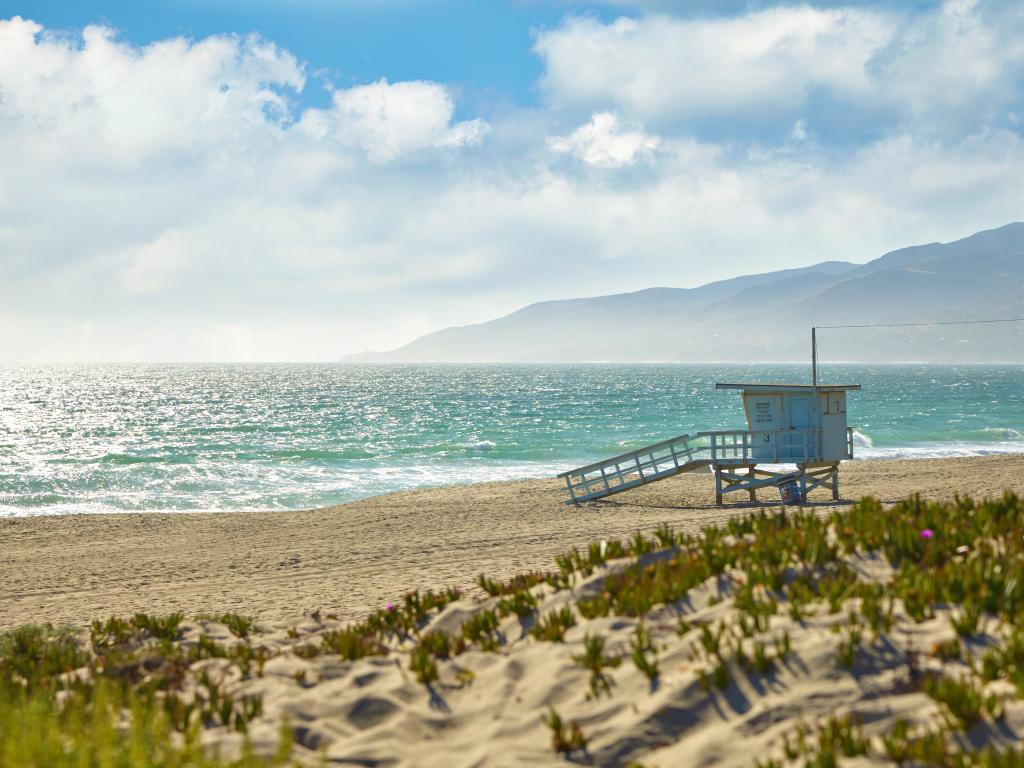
[694, 427, 855, 464]
[700, 428, 820, 464]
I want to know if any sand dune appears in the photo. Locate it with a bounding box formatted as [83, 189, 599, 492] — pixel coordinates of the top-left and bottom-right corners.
[1, 454, 1022, 631]
[194, 572, 1022, 767]
[95, 492, 1024, 767]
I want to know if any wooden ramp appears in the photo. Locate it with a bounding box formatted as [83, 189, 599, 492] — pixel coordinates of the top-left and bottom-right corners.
[557, 434, 711, 504]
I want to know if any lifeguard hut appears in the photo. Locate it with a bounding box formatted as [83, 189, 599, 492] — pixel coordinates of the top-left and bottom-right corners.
[557, 381, 860, 505]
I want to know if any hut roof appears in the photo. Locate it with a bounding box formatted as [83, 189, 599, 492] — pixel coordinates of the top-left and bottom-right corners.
[714, 383, 861, 393]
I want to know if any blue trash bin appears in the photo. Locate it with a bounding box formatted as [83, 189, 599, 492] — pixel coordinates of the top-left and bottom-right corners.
[777, 474, 802, 505]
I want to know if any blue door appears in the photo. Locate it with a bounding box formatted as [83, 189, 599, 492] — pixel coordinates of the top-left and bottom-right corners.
[788, 396, 811, 459]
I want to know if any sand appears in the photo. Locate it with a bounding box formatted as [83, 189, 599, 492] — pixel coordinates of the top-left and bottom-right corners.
[1, 453, 1022, 631]
[187, 551, 1024, 767]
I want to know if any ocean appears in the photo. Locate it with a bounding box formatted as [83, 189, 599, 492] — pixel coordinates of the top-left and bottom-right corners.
[1, 363, 1021, 516]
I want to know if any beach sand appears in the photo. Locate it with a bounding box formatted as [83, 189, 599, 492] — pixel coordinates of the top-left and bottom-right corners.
[2, 453, 1022, 631]
[4, 454, 1024, 766]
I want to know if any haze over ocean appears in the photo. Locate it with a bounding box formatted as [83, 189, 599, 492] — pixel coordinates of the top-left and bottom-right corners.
[1, 363, 1021, 516]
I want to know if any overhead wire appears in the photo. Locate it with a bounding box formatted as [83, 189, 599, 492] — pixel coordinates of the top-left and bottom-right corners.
[815, 317, 1024, 330]
[810, 316, 1024, 385]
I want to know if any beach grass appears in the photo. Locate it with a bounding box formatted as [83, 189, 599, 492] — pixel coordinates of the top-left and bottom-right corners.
[0, 670, 294, 768]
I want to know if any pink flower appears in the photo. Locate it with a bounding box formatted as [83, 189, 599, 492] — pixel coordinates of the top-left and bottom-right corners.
[386, 602, 395, 612]
[920, 528, 934, 540]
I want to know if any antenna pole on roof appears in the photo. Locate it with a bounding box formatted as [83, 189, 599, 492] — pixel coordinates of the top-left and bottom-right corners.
[811, 326, 818, 388]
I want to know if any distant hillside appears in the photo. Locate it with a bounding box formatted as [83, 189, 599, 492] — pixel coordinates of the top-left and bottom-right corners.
[348, 223, 1024, 363]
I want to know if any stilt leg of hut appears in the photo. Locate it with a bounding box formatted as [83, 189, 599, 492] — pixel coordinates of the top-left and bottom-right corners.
[796, 463, 841, 502]
[714, 465, 790, 505]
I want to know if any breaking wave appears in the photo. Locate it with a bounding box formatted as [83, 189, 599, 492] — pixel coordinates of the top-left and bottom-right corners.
[851, 430, 874, 449]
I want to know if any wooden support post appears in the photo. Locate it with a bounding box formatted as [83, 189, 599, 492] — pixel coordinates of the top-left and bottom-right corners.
[832, 464, 840, 500]
[747, 465, 756, 502]
[715, 467, 723, 505]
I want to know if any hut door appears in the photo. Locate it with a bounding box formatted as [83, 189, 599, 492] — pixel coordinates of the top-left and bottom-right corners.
[788, 396, 811, 459]
[788, 397, 811, 429]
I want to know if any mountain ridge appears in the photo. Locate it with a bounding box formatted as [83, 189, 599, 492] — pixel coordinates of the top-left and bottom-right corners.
[348, 222, 1024, 363]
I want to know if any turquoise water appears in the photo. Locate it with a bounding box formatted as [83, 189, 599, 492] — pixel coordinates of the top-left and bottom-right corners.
[1, 364, 1021, 516]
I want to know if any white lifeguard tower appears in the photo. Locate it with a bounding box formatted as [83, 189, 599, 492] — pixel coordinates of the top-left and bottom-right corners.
[557, 381, 860, 506]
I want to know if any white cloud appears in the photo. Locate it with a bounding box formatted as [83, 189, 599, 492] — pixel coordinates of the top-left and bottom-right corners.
[534, 1, 1024, 132]
[549, 111, 660, 167]
[116, 229, 191, 294]
[0, 16, 486, 167]
[869, 0, 1024, 133]
[535, 8, 892, 120]
[301, 79, 489, 162]
[0, 16, 305, 162]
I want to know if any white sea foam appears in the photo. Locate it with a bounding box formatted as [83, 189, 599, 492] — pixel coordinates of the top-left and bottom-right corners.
[852, 441, 1024, 461]
[851, 429, 874, 449]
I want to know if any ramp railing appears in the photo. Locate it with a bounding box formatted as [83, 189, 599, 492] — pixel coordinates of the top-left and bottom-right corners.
[557, 433, 704, 504]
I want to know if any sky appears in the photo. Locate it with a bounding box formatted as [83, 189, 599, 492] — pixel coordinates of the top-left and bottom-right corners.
[1, 0, 1022, 361]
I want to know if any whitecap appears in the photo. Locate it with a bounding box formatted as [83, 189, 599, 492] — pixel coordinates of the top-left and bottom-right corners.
[851, 430, 874, 449]
[980, 427, 1023, 439]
